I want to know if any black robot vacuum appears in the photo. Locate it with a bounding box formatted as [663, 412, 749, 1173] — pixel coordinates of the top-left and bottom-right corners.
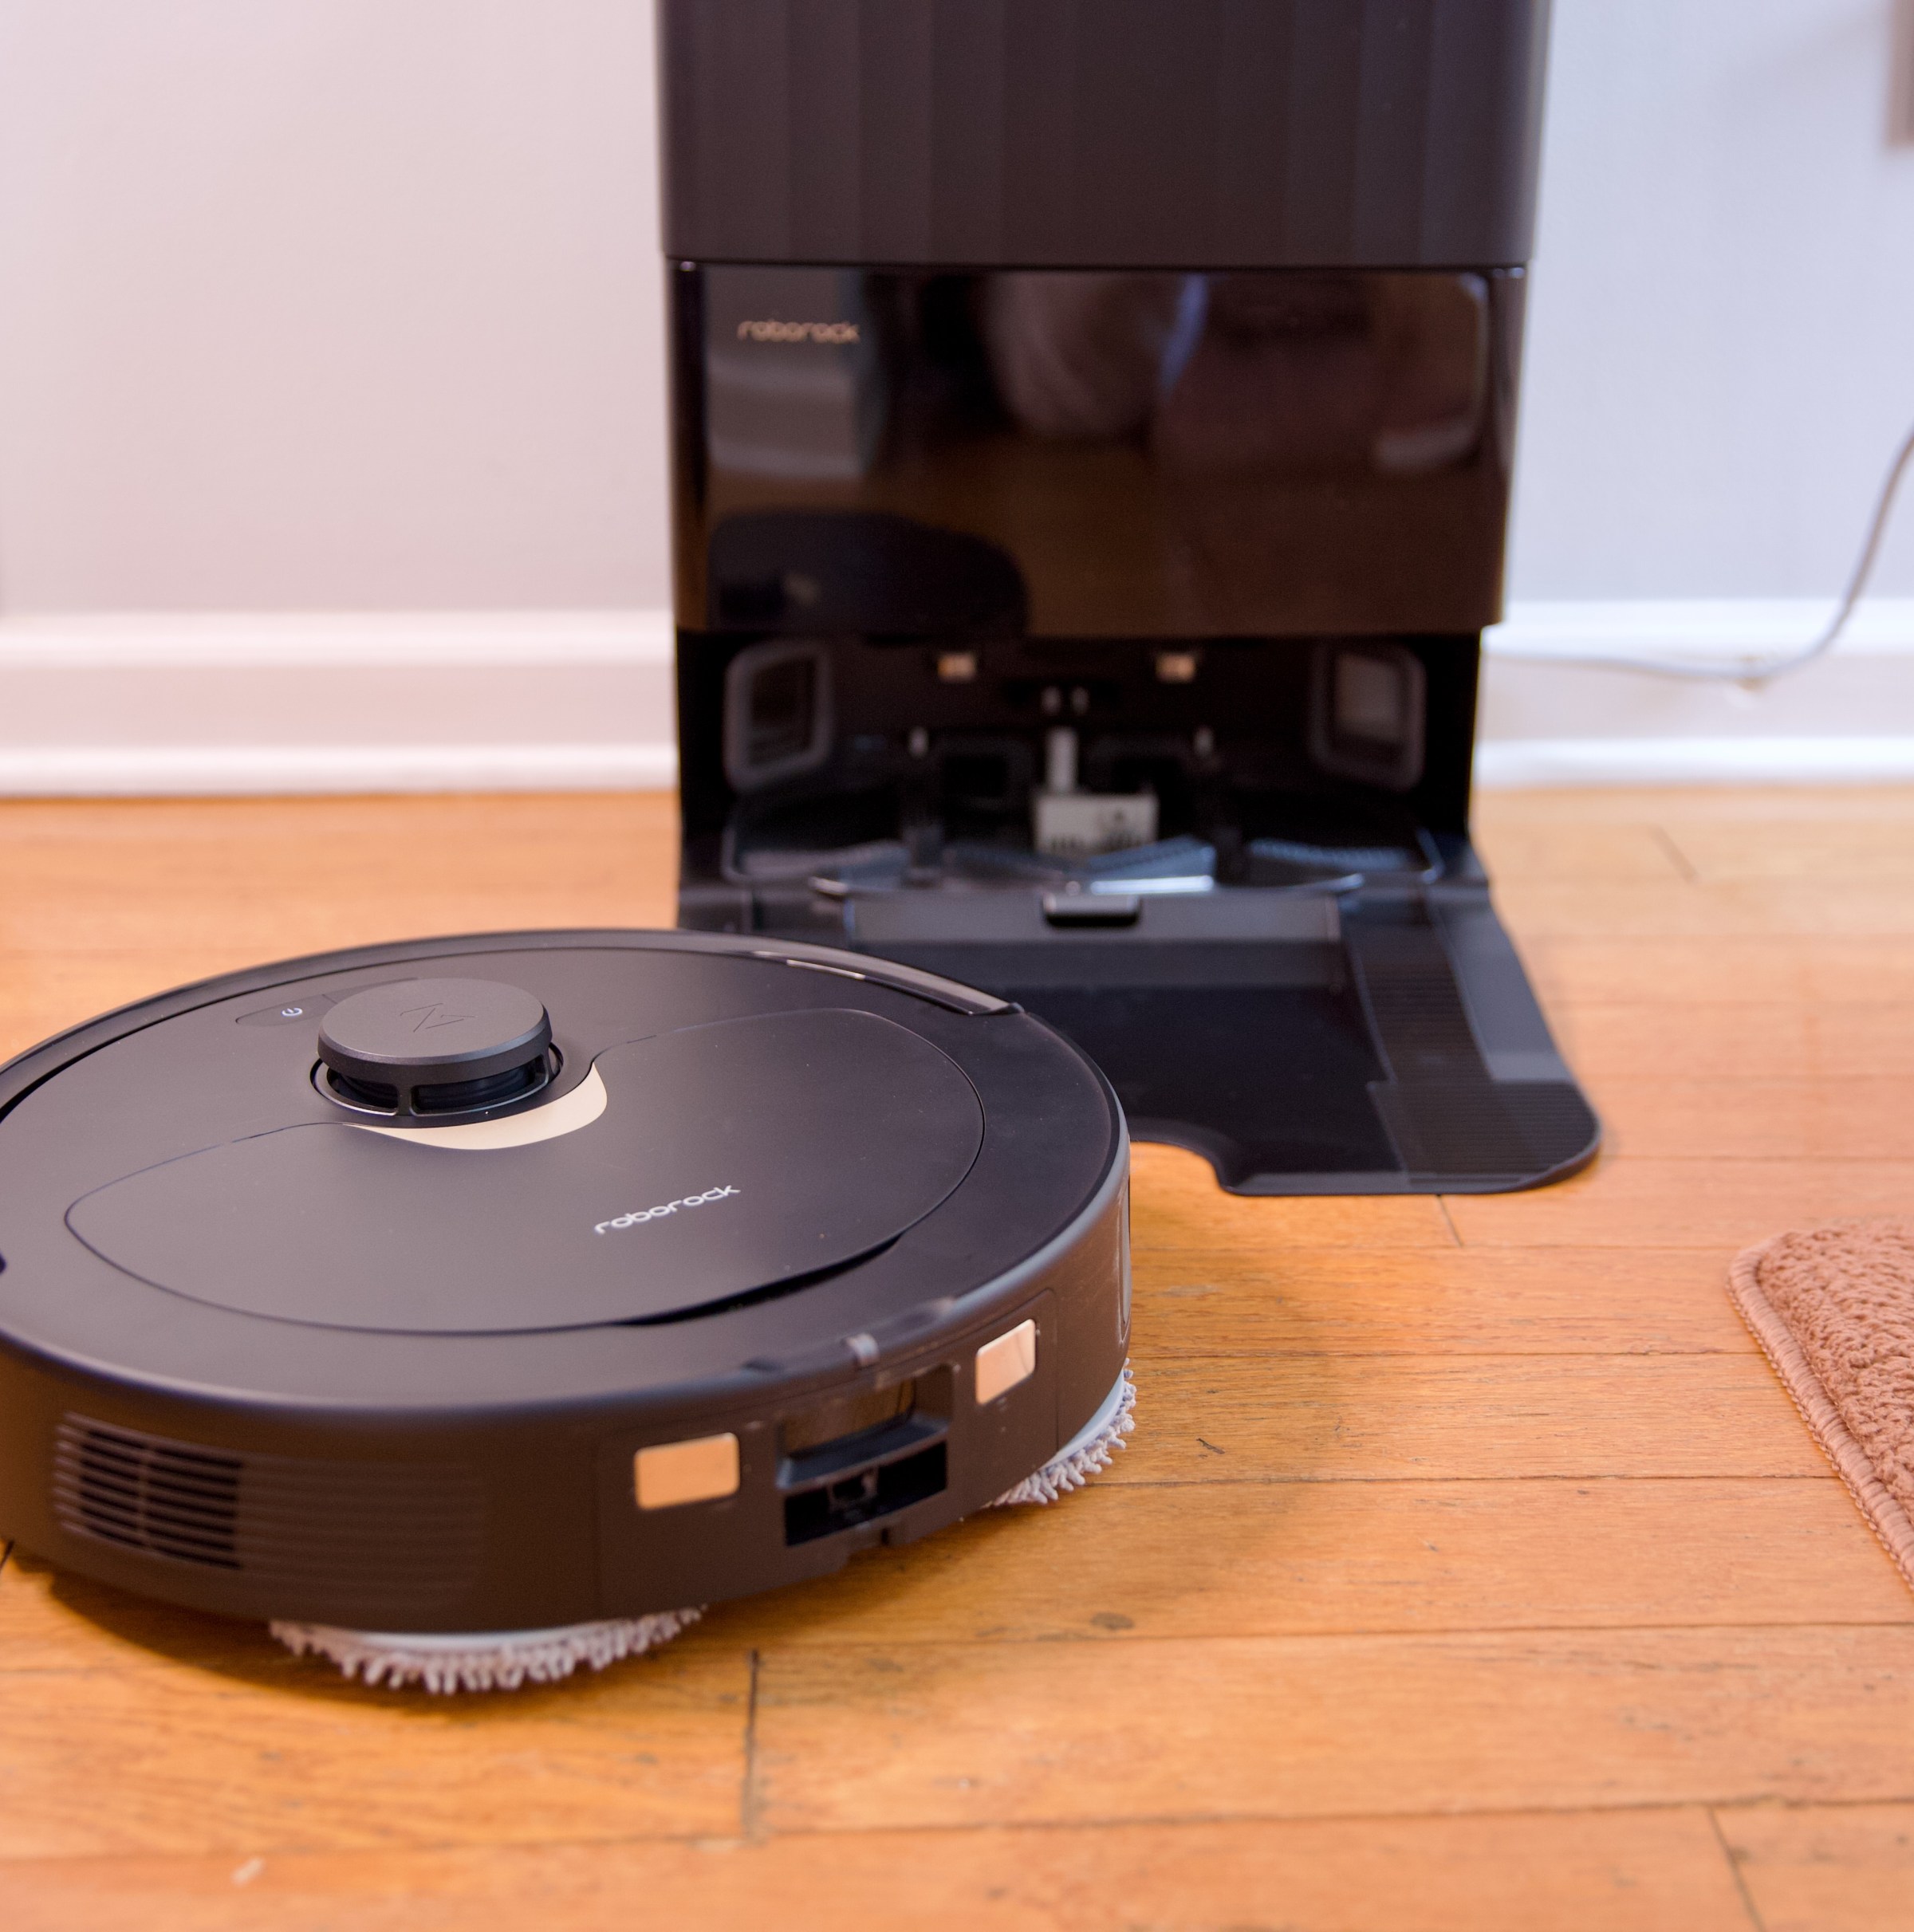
[0, 931, 1132, 1689]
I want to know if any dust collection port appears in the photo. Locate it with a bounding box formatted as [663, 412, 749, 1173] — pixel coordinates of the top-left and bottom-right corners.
[778, 1367, 954, 1544]
[783, 1442, 948, 1545]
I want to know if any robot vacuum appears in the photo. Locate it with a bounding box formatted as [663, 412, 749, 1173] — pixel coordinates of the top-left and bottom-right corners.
[0, 931, 1131, 1689]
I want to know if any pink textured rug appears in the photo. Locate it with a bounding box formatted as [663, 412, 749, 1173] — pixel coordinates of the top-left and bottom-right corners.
[1730, 1221, 1914, 1592]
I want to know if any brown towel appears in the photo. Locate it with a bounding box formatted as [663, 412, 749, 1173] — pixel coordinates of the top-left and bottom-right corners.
[1730, 1221, 1914, 1592]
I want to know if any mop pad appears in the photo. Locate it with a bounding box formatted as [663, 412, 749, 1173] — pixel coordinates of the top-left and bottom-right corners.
[270, 1608, 701, 1694]
[1729, 1222, 1914, 1592]
[990, 1359, 1135, 1503]
[273, 1364, 1136, 1691]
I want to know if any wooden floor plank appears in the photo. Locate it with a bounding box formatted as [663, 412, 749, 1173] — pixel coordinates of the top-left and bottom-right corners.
[1100, 1355, 1825, 1483]
[1514, 934, 1914, 1009]
[1451, 818, 1695, 883]
[7, 1808, 1757, 1932]
[1717, 1800, 1914, 1932]
[1558, 1002, 1914, 1084]
[1491, 877, 1914, 939]
[1446, 1157, 1914, 1249]
[751, 1627, 1914, 1832]
[0, 1625, 750, 1859]
[1474, 784, 1914, 828]
[1575, 1079, 1914, 1162]
[0, 794, 682, 1057]
[1131, 1245, 1755, 1357]
[1478, 801, 1914, 890]
[1653, 816, 1914, 883]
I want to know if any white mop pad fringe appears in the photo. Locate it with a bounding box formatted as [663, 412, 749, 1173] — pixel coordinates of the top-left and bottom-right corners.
[272, 1363, 1134, 1692]
[270, 1607, 700, 1694]
[990, 1360, 1135, 1506]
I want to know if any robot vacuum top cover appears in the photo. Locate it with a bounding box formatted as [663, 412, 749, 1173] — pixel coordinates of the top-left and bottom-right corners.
[0, 931, 1129, 1642]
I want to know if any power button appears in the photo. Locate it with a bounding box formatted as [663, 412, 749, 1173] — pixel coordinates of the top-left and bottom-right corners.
[236, 994, 335, 1028]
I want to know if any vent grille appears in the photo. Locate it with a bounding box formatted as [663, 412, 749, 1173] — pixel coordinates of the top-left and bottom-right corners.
[53, 1415, 486, 1622]
[53, 1418, 241, 1568]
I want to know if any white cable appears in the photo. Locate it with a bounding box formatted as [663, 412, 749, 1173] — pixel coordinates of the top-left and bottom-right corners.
[1492, 418, 1914, 685]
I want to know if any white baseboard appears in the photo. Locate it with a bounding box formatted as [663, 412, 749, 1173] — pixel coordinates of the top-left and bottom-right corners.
[0, 611, 678, 796]
[0, 608, 675, 667]
[0, 601, 1908, 795]
[1478, 597, 1914, 785]
[0, 743, 679, 796]
[1475, 735, 1914, 787]
[1483, 596, 1914, 659]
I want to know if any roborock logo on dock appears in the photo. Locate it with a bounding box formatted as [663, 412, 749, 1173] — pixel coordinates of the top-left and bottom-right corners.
[735, 318, 860, 344]
[594, 1186, 739, 1235]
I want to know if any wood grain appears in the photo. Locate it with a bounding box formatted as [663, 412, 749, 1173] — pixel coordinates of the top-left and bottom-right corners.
[1098, 1355, 1828, 1482]
[0, 793, 681, 1058]
[1473, 783, 1914, 828]
[1451, 818, 1695, 883]
[8, 1808, 1757, 1932]
[1130, 1243, 1755, 1356]
[1717, 1800, 1914, 1932]
[1562, 1001, 1914, 1083]
[0, 1629, 751, 1858]
[1491, 877, 1914, 939]
[0, 785, 1908, 1926]
[752, 1626, 1914, 1832]
[1656, 817, 1914, 883]
[1577, 1078, 1914, 1161]
[1445, 1157, 1914, 1249]
[1515, 935, 1914, 1011]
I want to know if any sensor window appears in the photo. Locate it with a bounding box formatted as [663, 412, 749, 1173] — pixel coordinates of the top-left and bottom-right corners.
[723, 642, 835, 791]
[782, 1379, 916, 1458]
[1309, 641, 1427, 791]
[747, 655, 817, 768]
[635, 1431, 740, 1510]
[975, 1319, 1038, 1403]
[1334, 652, 1408, 745]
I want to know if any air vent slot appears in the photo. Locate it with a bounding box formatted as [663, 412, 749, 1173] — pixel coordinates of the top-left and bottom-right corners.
[324, 1051, 553, 1117]
[52, 1414, 486, 1623]
[54, 1418, 241, 1568]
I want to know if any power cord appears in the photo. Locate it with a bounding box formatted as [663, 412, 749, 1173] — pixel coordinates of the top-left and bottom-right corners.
[1491, 416, 1914, 686]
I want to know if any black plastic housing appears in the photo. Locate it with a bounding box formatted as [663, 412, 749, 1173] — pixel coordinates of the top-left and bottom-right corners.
[661, 0, 1596, 1195]
[0, 932, 1128, 1631]
[660, 0, 1552, 269]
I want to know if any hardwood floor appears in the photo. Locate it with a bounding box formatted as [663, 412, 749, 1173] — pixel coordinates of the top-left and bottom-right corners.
[2, 785, 1911, 1930]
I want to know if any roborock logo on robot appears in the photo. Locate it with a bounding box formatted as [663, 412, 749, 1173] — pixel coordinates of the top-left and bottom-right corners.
[594, 1186, 740, 1235]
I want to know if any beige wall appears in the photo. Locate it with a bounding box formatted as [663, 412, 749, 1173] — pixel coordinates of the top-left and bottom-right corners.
[0, 0, 670, 611]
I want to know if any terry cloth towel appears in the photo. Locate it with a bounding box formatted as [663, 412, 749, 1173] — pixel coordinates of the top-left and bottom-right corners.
[1729, 1221, 1914, 1592]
